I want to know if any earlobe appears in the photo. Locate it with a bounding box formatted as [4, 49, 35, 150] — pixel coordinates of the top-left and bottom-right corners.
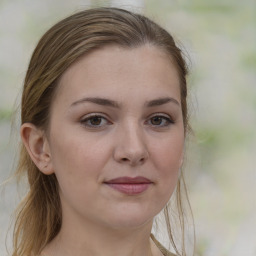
[20, 123, 54, 175]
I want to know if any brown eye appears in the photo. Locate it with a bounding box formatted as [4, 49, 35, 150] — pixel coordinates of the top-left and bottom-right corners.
[151, 116, 163, 125]
[148, 115, 173, 127]
[90, 116, 102, 125]
[80, 114, 110, 128]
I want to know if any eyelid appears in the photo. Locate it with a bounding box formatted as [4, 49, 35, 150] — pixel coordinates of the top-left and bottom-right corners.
[79, 112, 174, 129]
[148, 112, 174, 121]
[80, 113, 112, 128]
[146, 113, 174, 127]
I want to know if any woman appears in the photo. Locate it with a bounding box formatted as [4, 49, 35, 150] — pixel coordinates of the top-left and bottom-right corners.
[12, 7, 193, 256]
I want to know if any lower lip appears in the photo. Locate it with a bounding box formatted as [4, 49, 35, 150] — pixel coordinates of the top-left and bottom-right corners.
[105, 183, 151, 195]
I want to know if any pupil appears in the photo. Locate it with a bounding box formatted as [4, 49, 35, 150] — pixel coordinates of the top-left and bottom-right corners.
[152, 117, 162, 125]
[91, 117, 101, 125]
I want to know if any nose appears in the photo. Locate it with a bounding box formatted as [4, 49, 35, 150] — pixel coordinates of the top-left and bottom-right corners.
[113, 123, 149, 166]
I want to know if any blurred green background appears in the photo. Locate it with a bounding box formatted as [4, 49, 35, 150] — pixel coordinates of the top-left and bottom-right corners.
[0, 0, 255, 255]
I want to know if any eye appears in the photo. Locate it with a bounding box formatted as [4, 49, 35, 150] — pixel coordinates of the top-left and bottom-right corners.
[80, 114, 111, 128]
[147, 114, 174, 127]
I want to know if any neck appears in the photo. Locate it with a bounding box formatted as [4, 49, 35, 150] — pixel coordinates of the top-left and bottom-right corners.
[43, 214, 154, 256]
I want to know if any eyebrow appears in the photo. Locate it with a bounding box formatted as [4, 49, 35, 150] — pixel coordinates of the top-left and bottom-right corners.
[71, 97, 120, 108]
[70, 96, 180, 108]
[145, 97, 180, 107]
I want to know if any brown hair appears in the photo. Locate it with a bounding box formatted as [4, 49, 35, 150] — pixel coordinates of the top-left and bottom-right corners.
[13, 7, 193, 256]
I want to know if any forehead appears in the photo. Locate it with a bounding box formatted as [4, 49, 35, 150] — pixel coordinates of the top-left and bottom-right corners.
[55, 44, 181, 105]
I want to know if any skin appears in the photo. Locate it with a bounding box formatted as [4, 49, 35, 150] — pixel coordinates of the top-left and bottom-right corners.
[21, 45, 184, 256]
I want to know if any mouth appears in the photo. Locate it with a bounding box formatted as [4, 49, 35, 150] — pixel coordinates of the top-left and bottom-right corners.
[104, 176, 153, 195]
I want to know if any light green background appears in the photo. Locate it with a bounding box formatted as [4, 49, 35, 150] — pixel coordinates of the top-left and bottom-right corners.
[1, 0, 255, 255]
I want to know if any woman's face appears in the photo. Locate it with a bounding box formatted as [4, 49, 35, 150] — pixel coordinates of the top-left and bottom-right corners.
[46, 45, 184, 230]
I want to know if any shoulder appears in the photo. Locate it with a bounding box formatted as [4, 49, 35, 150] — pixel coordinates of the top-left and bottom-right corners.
[150, 234, 176, 256]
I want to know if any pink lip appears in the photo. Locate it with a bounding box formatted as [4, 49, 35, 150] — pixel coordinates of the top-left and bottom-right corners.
[104, 176, 152, 195]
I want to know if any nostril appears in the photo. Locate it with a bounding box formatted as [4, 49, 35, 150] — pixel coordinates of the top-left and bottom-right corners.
[120, 156, 145, 165]
[139, 157, 145, 164]
[114, 146, 149, 165]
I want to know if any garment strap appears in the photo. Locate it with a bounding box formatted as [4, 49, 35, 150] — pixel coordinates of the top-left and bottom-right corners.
[150, 234, 176, 256]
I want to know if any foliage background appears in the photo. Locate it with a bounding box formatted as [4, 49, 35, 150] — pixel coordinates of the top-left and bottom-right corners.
[0, 0, 255, 255]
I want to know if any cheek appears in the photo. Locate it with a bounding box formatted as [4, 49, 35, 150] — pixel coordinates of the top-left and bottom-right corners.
[49, 134, 108, 207]
[50, 125, 107, 169]
[49, 130, 105, 186]
[151, 134, 184, 190]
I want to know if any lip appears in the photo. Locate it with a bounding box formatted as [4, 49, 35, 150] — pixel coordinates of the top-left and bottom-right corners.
[104, 176, 152, 195]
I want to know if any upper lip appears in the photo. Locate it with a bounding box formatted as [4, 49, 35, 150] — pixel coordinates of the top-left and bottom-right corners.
[104, 176, 152, 184]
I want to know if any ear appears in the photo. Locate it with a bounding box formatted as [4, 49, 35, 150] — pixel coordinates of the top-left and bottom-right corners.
[20, 123, 54, 175]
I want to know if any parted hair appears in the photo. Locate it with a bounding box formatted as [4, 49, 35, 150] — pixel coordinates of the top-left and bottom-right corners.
[12, 7, 193, 256]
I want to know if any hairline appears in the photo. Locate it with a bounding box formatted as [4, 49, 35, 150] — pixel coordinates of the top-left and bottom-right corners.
[44, 42, 183, 130]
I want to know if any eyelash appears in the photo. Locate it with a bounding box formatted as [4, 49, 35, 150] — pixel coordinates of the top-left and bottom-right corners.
[80, 113, 174, 129]
[146, 114, 174, 127]
[80, 114, 111, 128]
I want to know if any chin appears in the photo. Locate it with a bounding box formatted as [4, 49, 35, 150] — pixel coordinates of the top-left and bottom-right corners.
[100, 207, 157, 230]
[106, 218, 152, 231]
